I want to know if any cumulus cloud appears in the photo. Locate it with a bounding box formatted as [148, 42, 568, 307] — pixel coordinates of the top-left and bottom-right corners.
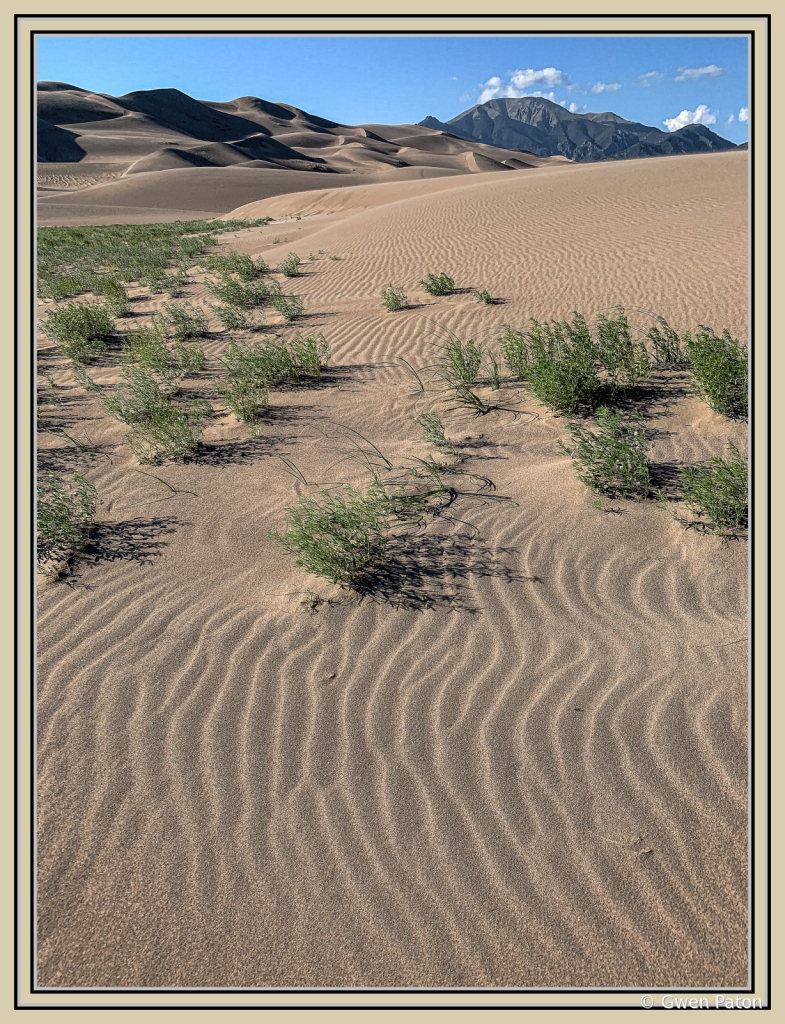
[739, 106, 748, 121]
[569, 101, 587, 113]
[662, 104, 718, 131]
[639, 71, 664, 87]
[675, 64, 726, 80]
[477, 67, 572, 104]
[591, 81, 622, 93]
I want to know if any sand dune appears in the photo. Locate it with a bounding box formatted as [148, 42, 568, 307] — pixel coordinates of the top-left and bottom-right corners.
[36, 150, 748, 988]
[37, 82, 559, 224]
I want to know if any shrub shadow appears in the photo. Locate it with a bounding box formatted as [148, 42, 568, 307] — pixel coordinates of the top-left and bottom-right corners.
[82, 516, 182, 569]
[351, 531, 538, 612]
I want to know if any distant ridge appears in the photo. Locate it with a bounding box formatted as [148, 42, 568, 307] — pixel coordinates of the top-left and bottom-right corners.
[418, 96, 739, 162]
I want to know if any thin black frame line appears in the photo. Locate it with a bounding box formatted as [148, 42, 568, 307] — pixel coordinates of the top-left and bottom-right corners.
[21, 19, 765, 1007]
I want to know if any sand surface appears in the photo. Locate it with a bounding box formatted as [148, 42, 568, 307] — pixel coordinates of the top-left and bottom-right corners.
[36, 150, 748, 988]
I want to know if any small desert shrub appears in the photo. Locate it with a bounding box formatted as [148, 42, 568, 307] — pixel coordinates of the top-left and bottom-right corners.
[526, 313, 599, 414]
[40, 299, 115, 349]
[160, 301, 209, 340]
[414, 411, 456, 454]
[206, 277, 269, 309]
[382, 284, 408, 312]
[270, 293, 304, 321]
[38, 271, 95, 301]
[557, 406, 650, 498]
[595, 306, 652, 391]
[420, 272, 455, 296]
[647, 315, 692, 367]
[220, 333, 328, 391]
[97, 278, 131, 318]
[210, 304, 266, 333]
[441, 336, 483, 386]
[678, 442, 747, 533]
[685, 325, 748, 419]
[474, 289, 494, 305]
[215, 375, 269, 429]
[499, 325, 530, 380]
[125, 403, 204, 464]
[37, 472, 97, 579]
[122, 317, 172, 371]
[272, 482, 391, 587]
[277, 252, 301, 277]
[143, 268, 188, 297]
[287, 331, 331, 379]
[199, 251, 266, 281]
[171, 340, 206, 377]
[101, 364, 176, 424]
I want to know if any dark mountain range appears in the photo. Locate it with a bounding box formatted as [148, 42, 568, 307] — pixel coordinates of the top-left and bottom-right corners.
[418, 97, 739, 163]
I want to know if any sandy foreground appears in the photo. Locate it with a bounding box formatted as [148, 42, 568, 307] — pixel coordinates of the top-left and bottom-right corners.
[36, 151, 748, 988]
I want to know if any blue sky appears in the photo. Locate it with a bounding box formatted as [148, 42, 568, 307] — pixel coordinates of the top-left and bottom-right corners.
[36, 34, 750, 143]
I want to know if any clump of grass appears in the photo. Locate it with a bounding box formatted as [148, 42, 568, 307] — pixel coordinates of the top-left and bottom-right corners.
[328, 254, 341, 261]
[419, 272, 455, 296]
[277, 252, 301, 277]
[125, 403, 205, 464]
[160, 301, 209, 340]
[685, 325, 748, 420]
[198, 251, 267, 281]
[38, 271, 95, 301]
[87, 275, 131, 317]
[441, 337, 483, 386]
[143, 268, 188, 297]
[557, 406, 650, 498]
[215, 374, 269, 432]
[37, 472, 98, 579]
[122, 316, 205, 380]
[40, 300, 115, 362]
[499, 324, 530, 380]
[382, 284, 408, 313]
[473, 289, 494, 305]
[272, 482, 391, 587]
[98, 364, 178, 424]
[525, 313, 599, 415]
[646, 315, 692, 367]
[205, 277, 269, 309]
[270, 292, 304, 321]
[595, 306, 652, 391]
[209, 304, 266, 333]
[677, 442, 747, 534]
[414, 411, 456, 454]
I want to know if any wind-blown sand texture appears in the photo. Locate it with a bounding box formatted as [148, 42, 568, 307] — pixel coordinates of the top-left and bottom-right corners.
[36, 150, 748, 988]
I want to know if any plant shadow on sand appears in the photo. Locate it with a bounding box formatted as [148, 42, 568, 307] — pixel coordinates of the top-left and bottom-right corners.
[53, 516, 184, 585]
[343, 527, 541, 613]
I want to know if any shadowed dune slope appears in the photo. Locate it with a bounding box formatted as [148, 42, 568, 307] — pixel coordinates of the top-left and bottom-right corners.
[37, 83, 557, 221]
[37, 150, 748, 988]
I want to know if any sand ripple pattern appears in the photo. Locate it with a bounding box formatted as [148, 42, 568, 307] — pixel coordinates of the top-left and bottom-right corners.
[37, 152, 748, 989]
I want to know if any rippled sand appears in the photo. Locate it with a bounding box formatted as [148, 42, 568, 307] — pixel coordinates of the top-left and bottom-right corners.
[37, 150, 748, 988]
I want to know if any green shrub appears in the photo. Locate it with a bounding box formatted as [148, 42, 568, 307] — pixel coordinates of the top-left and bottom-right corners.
[160, 301, 209, 340]
[277, 252, 301, 277]
[419, 272, 455, 296]
[270, 292, 304, 321]
[473, 289, 494, 305]
[37, 472, 97, 579]
[526, 313, 599, 414]
[37, 271, 95, 301]
[414, 411, 456, 454]
[381, 284, 408, 312]
[557, 406, 650, 498]
[199, 251, 266, 280]
[499, 325, 530, 380]
[125, 403, 204, 464]
[215, 375, 269, 430]
[646, 315, 692, 367]
[40, 299, 115, 347]
[99, 364, 177, 425]
[122, 316, 172, 372]
[595, 306, 652, 391]
[205, 276, 269, 309]
[209, 304, 266, 333]
[685, 325, 748, 419]
[441, 336, 483, 386]
[272, 482, 391, 587]
[678, 442, 747, 533]
[97, 278, 131, 318]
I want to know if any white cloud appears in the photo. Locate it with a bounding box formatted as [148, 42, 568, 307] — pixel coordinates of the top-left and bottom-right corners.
[739, 106, 748, 121]
[569, 101, 587, 113]
[478, 76, 503, 103]
[675, 64, 726, 81]
[639, 71, 664, 87]
[662, 104, 718, 132]
[450, 76, 457, 81]
[509, 67, 572, 90]
[591, 81, 622, 93]
[725, 113, 735, 125]
[476, 67, 572, 104]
